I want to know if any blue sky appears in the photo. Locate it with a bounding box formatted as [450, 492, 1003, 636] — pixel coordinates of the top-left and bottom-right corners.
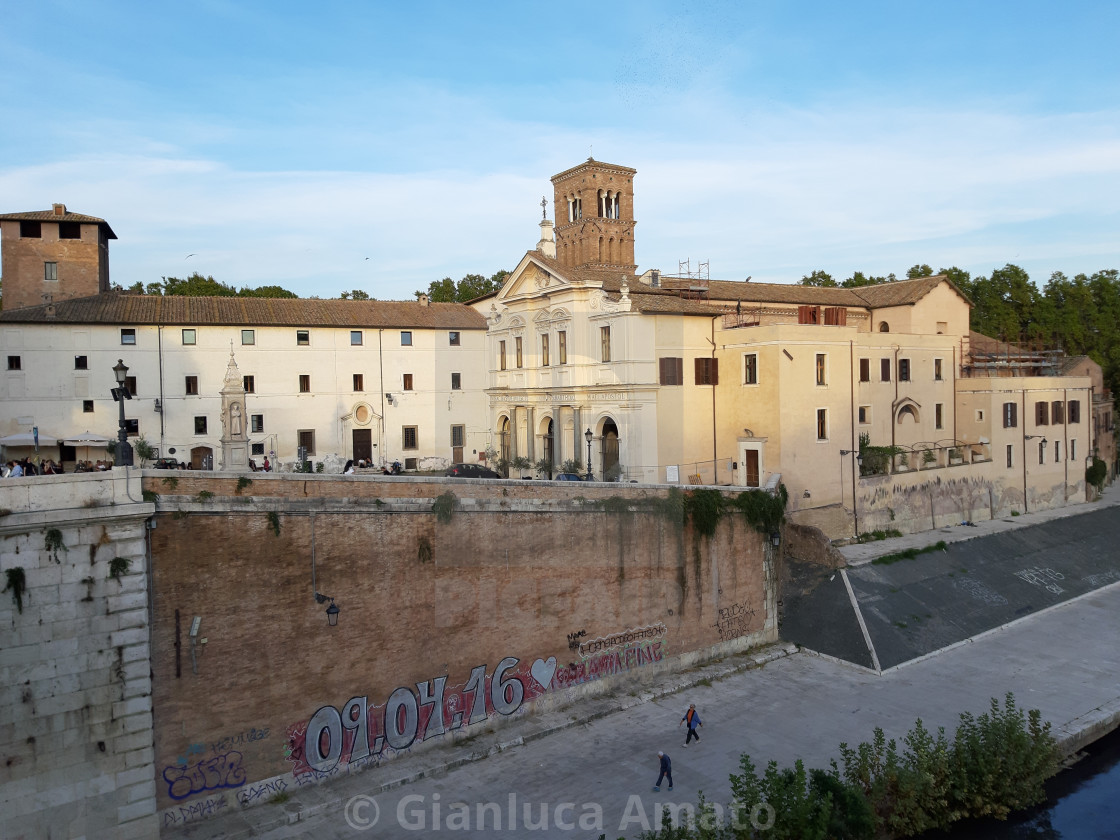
[3, 1, 1119, 299]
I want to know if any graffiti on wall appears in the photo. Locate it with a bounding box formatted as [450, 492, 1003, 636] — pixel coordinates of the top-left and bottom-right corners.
[287, 657, 551, 777]
[575, 623, 666, 657]
[162, 752, 247, 800]
[553, 639, 665, 688]
[161, 796, 229, 827]
[714, 603, 756, 641]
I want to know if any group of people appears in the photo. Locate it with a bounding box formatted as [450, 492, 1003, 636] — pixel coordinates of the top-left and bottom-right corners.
[1, 457, 114, 477]
[652, 703, 704, 792]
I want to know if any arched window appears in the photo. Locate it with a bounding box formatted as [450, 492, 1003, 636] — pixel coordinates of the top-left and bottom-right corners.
[597, 236, 603, 263]
[896, 405, 919, 424]
[598, 189, 605, 218]
[879, 322, 890, 332]
[612, 192, 620, 219]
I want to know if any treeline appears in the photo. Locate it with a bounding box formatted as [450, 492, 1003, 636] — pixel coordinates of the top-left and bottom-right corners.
[803, 263, 1120, 406]
[414, 270, 510, 303]
[122, 273, 298, 298]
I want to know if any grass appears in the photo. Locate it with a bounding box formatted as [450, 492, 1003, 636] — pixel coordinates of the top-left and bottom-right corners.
[872, 540, 948, 566]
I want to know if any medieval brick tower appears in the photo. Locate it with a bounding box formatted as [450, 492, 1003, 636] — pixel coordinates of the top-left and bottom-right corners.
[551, 159, 637, 272]
[0, 204, 115, 310]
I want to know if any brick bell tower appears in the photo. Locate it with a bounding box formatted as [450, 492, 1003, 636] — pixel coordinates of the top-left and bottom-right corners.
[551, 158, 637, 272]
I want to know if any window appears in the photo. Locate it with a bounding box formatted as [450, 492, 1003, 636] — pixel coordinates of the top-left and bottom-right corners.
[185, 376, 198, 395]
[44, 262, 58, 281]
[935, 403, 944, 430]
[241, 330, 255, 346]
[59, 222, 81, 239]
[251, 414, 264, 434]
[1051, 401, 1065, 424]
[1003, 402, 1018, 428]
[124, 376, 136, 396]
[298, 430, 315, 456]
[797, 305, 821, 324]
[299, 374, 310, 393]
[859, 358, 870, 382]
[744, 353, 758, 385]
[121, 328, 136, 345]
[83, 400, 94, 413]
[859, 405, 871, 425]
[182, 329, 196, 345]
[251, 443, 265, 456]
[499, 340, 507, 371]
[1035, 401, 1049, 425]
[695, 358, 719, 385]
[449, 331, 461, 346]
[353, 373, 364, 391]
[541, 334, 550, 366]
[823, 306, 847, 325]
[74, 355, 88, 370]
[7, 356, 21, 371]
[976, 409, 985, 422]
[659, 358, 684, 386]
[558, 331, 567, 364]
[1054, 440, 1061, 462]
[194, 416, 208, 434]
[451, 372, 461, 390]
[816, 409, 828, 441]
[1038, 440, 1045, 465]
[403, 374, 413, 391]
[1069, 400, 1081, 423]
[934, 359, 943, 381]
[898, 358, 910, 382]
[350, 331, 363, 346]
[515, 337, 523, 368]
[880, 359, 891, 382]
[600, 326, 611, 362]
[124, 419, 139, 437]
[240, 375, 254, 394]
[451, 425, 465, 447]
[401, 331, 412, 346]
[1007, 444, 1014, 468]
[936, 321, 948, 335]
[815, 354, 827, 386]
[1071, 439, 1077, 461]
[402, 426, 418, 450]
[20, 220, 41, 238]
[297, 330, 310, 346]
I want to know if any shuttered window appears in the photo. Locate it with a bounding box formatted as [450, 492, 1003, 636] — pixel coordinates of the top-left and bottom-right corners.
[659, 357, 684, 385]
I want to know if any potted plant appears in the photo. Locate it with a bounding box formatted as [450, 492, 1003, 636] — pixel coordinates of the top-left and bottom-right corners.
[949, 447, 963, 464]
[897, 452, 910, 471]
[534, 457, 553, 480]
[922, 449, 936, 468]
[510, 455, 532, 479]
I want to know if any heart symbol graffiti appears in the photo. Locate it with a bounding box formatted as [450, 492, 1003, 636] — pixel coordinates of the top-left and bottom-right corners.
[530, 657, 557, 689]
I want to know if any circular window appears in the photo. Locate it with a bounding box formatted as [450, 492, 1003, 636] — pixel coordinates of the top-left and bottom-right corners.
[355, 404, 371, 425]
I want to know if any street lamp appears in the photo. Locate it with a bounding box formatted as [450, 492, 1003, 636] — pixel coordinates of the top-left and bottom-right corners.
[1023, 435, 1048, 513]
[315, 592, 340, 626]
[584, 428, 594, 481]
[111, 359, 134, 467]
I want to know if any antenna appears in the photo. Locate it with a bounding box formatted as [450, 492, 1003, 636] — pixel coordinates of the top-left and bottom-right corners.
[541, 196, 547, 219]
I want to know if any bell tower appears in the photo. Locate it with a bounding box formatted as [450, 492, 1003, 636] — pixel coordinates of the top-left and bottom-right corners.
[551, 159, 637, 272]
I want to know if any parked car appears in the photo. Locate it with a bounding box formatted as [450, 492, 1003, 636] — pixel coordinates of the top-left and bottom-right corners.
[444, 463, 501, 479]
[554, 472, 584, 481]
[153, 458, 180, 469]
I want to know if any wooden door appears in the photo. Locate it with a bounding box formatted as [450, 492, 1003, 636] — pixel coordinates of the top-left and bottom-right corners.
[353, 429, 372, 462]
[745, 450, 760, 487]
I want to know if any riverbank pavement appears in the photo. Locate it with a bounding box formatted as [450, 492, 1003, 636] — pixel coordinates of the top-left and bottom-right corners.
[837, 480, 1120, 566]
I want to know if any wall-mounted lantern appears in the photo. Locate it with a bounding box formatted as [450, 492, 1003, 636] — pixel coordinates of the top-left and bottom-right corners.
[315, 592, 340, 626]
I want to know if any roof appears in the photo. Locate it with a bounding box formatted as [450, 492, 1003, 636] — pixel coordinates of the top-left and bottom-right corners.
[0, 294, 490, 329]
[550, 158, 637, 183]
[0, 209, 118, 239]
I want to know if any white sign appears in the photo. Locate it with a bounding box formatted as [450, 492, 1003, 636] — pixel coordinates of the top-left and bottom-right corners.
[666, 465, 680, 484]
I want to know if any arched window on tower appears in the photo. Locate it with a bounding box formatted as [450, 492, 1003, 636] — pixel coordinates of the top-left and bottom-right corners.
[597, 237, 603, 263]
[612, 192, 620, 219]
[598, 189, 605, 218]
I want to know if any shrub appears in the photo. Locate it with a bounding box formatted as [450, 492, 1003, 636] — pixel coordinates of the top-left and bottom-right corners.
[432, 491, 456, 523]
[1086, 456, 1107, 492]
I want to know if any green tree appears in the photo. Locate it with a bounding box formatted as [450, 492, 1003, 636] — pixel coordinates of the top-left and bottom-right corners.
[842, 271, 895, 288]
[416, 270, 509, 303]
[800, 270, 837, 287]
[906, 264, 934, 278]
[240, 285, 298, 298]
[160, 273, 239, 296]
[339, 289, 371, 300]
[969, 263, 1038, 341]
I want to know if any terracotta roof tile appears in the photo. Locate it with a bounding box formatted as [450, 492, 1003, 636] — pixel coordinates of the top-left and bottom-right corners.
[0, 209, 117, 238]
[0, 294, 489, 329]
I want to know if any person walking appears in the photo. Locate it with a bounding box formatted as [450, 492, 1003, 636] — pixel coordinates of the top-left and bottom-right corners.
[653, 750, 673, 792]
[680, 703, 703, 746]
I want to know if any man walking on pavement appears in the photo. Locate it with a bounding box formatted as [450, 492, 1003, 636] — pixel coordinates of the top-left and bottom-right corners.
[680, 703, 702, 746]
[653, 751, 673, 792]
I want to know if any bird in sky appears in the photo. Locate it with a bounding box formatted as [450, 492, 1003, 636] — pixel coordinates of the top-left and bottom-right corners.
[185, 254, 196, 259]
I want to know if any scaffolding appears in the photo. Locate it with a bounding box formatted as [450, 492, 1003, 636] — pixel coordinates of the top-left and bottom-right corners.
[960, 334, 1067, 378]
[677, 258, 710, 299]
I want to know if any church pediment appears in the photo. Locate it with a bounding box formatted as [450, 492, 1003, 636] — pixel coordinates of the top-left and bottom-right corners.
[497, 255, 573, 303]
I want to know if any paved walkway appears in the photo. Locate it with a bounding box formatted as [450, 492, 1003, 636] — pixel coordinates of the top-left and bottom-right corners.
[166, 486, 1120, 839]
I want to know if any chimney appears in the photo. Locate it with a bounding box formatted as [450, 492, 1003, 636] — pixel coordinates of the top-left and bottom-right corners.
[52, 203, 66, 216]
[418, 293, 429, 307]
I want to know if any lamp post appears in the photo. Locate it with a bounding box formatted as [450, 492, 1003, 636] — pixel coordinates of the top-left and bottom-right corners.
[840, 450, 862, 538]
[1023, 434, 1047, 513]
[584, 428, 594, 481]
[111, 359, 134, 467]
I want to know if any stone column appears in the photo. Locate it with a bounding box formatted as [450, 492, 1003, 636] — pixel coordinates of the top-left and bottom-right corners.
[526, 406, 535, 462]
[573, 406, 582, 467]
[510, 406, 519, 461]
